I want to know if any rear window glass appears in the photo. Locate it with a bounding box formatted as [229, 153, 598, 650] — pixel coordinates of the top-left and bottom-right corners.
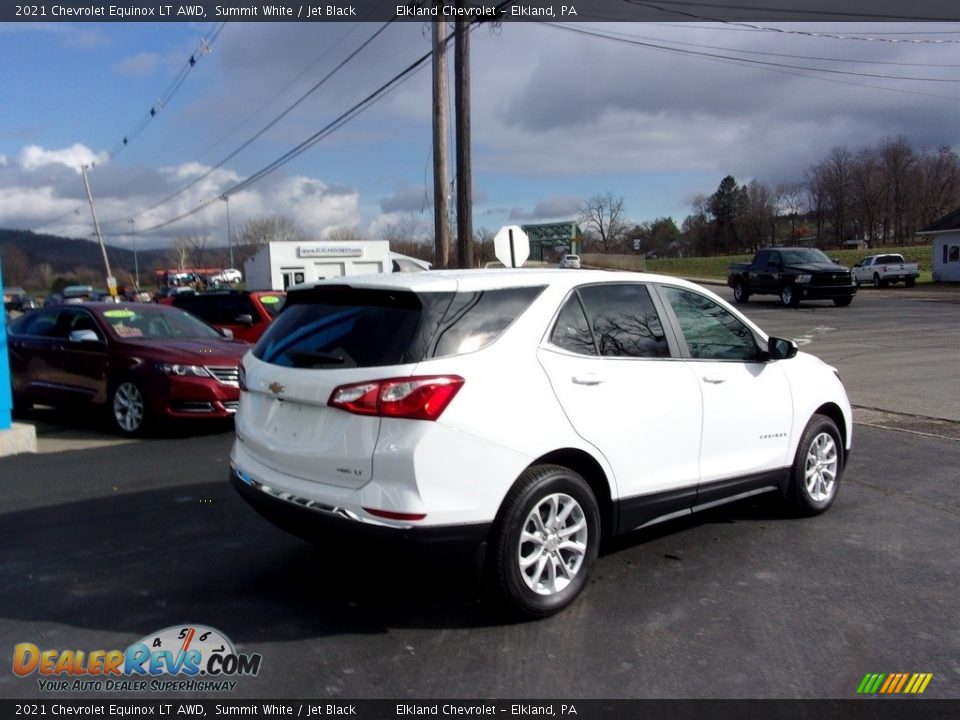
[432, 286, 544, 357]
[257, 294, 286, 317]
[254, 285, 544, 368]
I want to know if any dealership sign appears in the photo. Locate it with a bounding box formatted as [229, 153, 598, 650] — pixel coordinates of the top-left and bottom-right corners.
[298, 245, 364, 258]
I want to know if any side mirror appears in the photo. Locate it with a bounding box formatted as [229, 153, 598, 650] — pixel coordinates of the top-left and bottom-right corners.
[234, 314, 254, 326]
[219, 327, 234, 339]
[767, 336, 798, 360]
[68, 329, 101, 343]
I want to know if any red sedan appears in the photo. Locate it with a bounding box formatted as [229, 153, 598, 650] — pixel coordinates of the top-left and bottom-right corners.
[7, 303, 250, 435]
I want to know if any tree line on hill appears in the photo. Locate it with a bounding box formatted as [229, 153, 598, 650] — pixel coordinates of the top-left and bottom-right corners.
[578, 136, 960, 257]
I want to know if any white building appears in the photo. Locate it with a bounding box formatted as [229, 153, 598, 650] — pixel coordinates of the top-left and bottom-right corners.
[244, 241, 429, 291]
[918, 208, 960, 283]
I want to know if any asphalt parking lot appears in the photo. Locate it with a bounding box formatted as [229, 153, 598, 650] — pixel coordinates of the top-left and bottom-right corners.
[1, 286, 958, 700]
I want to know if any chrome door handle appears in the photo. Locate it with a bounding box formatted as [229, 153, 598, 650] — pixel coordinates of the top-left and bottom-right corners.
[572, 373, 605, 386]
[702, 376, 726, 384]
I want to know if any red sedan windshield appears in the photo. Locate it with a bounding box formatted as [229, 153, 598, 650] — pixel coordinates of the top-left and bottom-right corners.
[98, 307, 222, 340]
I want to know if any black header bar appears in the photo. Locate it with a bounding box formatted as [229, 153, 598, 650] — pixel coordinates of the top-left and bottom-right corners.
[5, 0, 960, 23]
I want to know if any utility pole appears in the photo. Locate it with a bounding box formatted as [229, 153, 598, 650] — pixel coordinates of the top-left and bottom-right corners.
[129, 218, 139, 290]
[222, 195, 234, 269]
[432, 17, 451, 269]
[454, 16, 473, 269]
[81, 164, 116, 297]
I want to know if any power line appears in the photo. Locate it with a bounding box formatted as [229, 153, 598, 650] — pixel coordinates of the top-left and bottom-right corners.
[609, 26, 960, 67]
[188, 23, 365, 164]
[138, 46, 435, 234]
[656, 22, 960, 36]
[549, 23, 960, 84]
[108, 23, 226, 159]
[624, 0, 960, 23]
[623, 1, 960, 44]
[105, 20, 396, 230]
[28, 23, 227, 234]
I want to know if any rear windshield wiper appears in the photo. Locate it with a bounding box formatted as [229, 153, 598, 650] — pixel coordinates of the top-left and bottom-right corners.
[286, 350, 346, 368]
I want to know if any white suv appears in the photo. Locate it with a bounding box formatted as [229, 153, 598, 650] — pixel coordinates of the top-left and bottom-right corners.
[231, 270, 851, 616]
[559, 254, 581, 269]
[209, 268, 242, 284]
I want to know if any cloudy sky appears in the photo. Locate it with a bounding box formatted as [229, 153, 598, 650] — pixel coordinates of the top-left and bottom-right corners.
[2, 13, 960, 253]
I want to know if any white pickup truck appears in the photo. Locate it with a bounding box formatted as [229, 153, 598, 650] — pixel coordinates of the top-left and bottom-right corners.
[851, 254, 920, 288]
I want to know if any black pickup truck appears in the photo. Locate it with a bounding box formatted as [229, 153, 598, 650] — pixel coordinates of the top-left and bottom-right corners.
[728, 247, 857, 307]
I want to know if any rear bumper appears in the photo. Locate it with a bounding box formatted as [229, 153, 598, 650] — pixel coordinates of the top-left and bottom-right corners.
[230, 467, 490, 566]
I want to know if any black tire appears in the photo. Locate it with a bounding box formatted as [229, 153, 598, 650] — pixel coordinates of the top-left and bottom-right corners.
[833, 297, 853, 307]
[490, 464, 600, 618]
[786, 414, 844, 517]
[780, 284, 799, 308]
[905, 277, 916, 288]
[109, 378, 150, 437]
[732, 280, 750, 304]
[873, 273, 882, 289]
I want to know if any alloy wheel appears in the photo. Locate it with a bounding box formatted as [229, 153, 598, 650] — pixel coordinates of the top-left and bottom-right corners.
[113, 381, 145, 434]
[517, 492, 589, 596]
[804, 431, 838, 502]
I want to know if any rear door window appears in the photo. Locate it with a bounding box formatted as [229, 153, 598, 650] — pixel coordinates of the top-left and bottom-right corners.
[575, 284, 670, 359]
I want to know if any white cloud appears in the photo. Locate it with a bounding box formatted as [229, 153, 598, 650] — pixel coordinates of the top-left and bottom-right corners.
[18, 144, 108, 172]
[113, 52, 162, 78]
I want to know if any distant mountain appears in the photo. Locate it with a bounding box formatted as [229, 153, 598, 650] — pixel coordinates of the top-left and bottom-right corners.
[0, 228, 169, 276]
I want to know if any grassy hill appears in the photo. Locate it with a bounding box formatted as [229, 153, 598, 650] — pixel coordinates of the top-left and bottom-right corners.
[1, 228, 170, 290]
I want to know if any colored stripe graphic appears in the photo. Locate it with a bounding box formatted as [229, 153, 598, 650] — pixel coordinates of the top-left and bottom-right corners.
[858, 673, 933, 694]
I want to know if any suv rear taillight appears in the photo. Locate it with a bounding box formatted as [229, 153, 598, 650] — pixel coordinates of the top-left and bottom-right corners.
[328, 375, 464, 421]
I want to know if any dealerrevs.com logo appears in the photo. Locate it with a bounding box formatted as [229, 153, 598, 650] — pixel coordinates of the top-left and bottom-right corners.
[13, 625, 262, 693]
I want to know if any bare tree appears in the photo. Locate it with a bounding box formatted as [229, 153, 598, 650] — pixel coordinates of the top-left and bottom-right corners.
[234, 214, 308, 267]
[825, 146, 853, 247]
[473, 227, 495, 266]
[804, 163, 830, 245]
[680, 194, 712, 257]
[918, 145, 960, 230]
[849, 148, 884, 246]
[775, 182, 804, 239]
[736, 180, 777, 251]
[32, 262, 55, 291]
[579, 192, 628, 253]
[327, 226, 365, 243]
[880, 136, 917, 243]
[169, 234, 209, 269]
[0, 244, 31, 287]
[381, 213, 433, 261]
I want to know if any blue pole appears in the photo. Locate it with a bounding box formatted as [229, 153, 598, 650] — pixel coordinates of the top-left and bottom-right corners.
[0, 254, 12, 431]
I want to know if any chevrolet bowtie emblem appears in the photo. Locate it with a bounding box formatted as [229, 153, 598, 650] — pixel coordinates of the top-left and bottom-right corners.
[268, 382, 285, 395]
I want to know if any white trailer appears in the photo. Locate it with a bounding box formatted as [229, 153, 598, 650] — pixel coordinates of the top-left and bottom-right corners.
[244, 241, 393, 291]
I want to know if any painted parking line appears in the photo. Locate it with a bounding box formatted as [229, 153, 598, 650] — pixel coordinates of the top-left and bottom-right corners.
[793, 326, 837, 347]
